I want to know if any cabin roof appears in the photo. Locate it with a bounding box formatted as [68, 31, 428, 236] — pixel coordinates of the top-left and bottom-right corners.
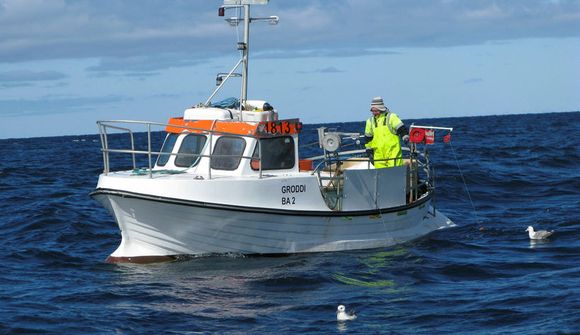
[166, 117, 302, 138]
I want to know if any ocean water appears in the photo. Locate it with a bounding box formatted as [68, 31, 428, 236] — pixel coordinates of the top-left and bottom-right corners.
[0, 111, 579, 334]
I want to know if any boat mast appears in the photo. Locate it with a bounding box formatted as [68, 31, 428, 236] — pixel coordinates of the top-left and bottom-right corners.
[207, 0, 277, 109]
[241, 4, 250, 105]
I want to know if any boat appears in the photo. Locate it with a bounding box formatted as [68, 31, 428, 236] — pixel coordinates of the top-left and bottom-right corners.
[91, 0, 455, 263]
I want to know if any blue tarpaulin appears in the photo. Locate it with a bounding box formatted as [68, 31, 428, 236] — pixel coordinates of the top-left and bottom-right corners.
[210, 97, 240, 109]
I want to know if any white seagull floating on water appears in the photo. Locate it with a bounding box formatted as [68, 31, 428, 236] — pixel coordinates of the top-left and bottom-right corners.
[525, 226, 554, 240]
[337, 305, 357, 321]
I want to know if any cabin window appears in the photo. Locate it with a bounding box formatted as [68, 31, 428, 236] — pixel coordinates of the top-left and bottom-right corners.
[251, 136, 295, 170]
[211, 136, 247, 170]
[175, 134, 207, 167]
[156, 133, 178, 167]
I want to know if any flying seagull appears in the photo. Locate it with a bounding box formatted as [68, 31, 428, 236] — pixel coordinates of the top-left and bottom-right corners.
[525, 226, 554, 240]
[337, 305, 357, 321]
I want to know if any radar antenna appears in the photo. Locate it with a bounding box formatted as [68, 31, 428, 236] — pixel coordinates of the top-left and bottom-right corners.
[205, 0, 278, 110]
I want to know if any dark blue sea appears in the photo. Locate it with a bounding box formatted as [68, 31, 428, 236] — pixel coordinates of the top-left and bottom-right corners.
[1, 112, 579, 334]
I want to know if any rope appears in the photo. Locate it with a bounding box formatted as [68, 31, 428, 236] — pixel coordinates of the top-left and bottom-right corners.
[131, 168, 187, 176]
[448, 141, 483, 224]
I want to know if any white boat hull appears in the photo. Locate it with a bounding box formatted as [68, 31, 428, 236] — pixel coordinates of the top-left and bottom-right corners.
[92, 190, 454, 262]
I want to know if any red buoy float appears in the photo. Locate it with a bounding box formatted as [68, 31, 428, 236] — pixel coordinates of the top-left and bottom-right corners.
[409, 128, 426, 143]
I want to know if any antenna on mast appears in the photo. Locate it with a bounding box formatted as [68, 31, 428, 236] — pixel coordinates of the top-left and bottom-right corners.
[206, 0, 278, 110]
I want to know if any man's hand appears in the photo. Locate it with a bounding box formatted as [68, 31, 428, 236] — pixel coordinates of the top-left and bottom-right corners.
[365, 148, 374, 157]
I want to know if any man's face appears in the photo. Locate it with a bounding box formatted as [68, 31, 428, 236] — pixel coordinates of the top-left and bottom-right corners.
[371, 107, 381, 117]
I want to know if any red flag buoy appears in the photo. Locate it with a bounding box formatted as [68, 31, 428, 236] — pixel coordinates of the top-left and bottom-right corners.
[443, 133, 451, 143]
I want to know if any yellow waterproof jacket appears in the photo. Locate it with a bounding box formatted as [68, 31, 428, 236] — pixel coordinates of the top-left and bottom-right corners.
[365, 112, 404, 168]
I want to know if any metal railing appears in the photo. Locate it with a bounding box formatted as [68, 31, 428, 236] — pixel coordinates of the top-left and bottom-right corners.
[97, 119, 434, 205]
[305, 146, 433, 210]
[96, 119, 267, 179]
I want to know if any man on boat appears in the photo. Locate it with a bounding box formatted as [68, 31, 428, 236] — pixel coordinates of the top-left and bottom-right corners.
[364, 96, 409, 168]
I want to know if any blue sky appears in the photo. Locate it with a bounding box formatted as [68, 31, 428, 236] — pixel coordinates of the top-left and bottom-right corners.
[0, 0, 579, 139]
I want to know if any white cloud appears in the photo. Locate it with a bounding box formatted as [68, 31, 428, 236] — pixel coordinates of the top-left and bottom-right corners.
[1, 0, 579, 68]
[0, 94, 130, 117]
[87, 54, 206, 74]
[0, 70, 66, 82]
[461, 4, 507, 19]
[0, 1, 578, 71]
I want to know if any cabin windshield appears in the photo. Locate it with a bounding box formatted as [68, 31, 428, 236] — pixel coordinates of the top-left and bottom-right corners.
[252, 136, 295, 170]
[156, 133, 178, 167]
[211, 136, 247, 171]
[175, 134, 207, 167]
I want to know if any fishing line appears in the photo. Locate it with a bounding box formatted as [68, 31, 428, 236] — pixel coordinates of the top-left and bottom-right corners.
[299, 141, 321, 150]
[448, 141, 483, 224]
